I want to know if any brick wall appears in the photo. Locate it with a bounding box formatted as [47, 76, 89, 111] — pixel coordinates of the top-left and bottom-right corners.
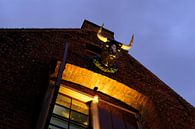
[0, 23, 194, 129]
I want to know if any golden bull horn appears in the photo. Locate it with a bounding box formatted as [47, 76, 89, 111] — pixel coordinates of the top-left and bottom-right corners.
[121, 34, 134, 51]
[97, 24, 109, 42]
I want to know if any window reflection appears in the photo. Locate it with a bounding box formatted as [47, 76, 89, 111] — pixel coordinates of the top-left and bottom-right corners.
[48, 124, 61, 129]
[70, 110, 88, 125]
[56, 94, 71, 108]
[69, 123, 85, 129]
[71, 99, 89, 115]
[50, 116, 68, 129]
[53, 105, 70, 119]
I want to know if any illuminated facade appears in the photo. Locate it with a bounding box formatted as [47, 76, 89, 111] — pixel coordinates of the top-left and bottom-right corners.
[0, 20, 194, 129]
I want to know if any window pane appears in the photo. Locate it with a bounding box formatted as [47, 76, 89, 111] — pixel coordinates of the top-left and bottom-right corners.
[53, 105, 70, 119]
[70, 110, 88, 126]
[50, 116, 68, 129]
[69, 123, 85, 129]
[56, 94, 71, 108]
[71, 99, 89, 115]
[48, 124, 61, 129]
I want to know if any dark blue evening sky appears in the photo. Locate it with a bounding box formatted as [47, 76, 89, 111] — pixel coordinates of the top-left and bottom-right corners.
[0, 0, 194, 106]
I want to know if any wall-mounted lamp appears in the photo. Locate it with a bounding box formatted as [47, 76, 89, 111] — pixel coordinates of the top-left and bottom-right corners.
[93, 86, 98, 91]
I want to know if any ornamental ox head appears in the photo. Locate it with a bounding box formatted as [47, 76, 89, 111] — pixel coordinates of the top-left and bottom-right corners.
[93, 24, 134, 73]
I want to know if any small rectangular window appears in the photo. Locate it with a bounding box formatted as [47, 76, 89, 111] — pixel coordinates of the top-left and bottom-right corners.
[48, 86, 90, 129]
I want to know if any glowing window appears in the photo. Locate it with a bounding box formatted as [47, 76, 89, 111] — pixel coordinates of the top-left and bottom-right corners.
[48, 86, 91, 129]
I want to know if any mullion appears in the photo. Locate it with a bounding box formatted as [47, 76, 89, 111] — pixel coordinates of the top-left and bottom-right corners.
[52, 113, 69, 122]
[69, 98, 88, 129]
[54, 100, 88, 127]
[58, 92, 88, 104]
[51, 93, 89, 129]
[55, 103, 88, 116]
[52, 113, 87, 128]
[56, 94, 71, 109]
[49, 114, 70, 129]
[52, 113, 86, 127]
[52, 113, 86, 128]
[71, 99, 89, 115]
[69, 112, 88, 127]
[55, 103, 70, 110]
[58, 93, 71, 100]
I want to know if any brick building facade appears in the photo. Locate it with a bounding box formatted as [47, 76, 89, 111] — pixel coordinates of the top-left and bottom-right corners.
[0, 20, 194, 129]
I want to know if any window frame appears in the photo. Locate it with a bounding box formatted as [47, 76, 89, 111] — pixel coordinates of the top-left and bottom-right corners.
[48, 88, 91, 129]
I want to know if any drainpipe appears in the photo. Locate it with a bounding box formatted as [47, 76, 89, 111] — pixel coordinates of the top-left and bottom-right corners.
[36, 42, 69, 129]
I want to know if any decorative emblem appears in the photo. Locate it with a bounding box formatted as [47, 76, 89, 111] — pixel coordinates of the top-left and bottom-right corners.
[93, 24, 134, 73]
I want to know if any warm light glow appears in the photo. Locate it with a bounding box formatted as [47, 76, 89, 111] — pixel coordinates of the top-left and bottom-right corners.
[56, 63, 156, 129]
[93, 95, 99, 103]
[59, 85, 93, 103]
[62, 64, 149, 111]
